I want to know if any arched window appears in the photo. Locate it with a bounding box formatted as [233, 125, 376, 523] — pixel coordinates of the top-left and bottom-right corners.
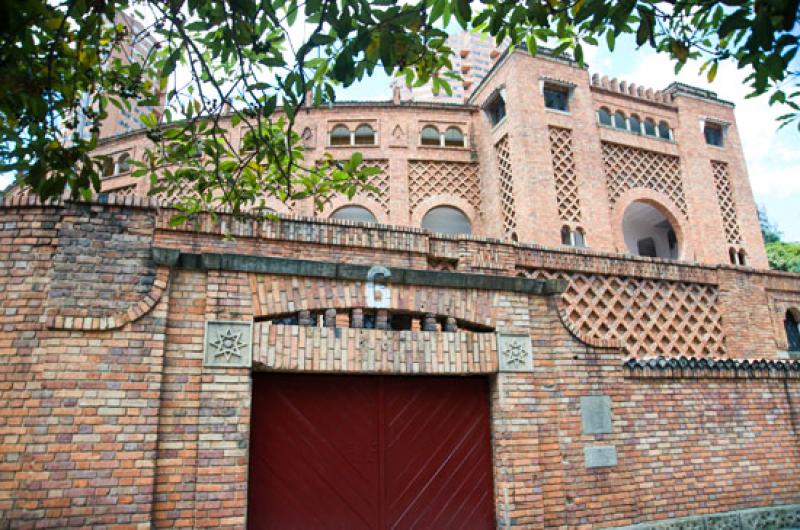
[116, 152, 132, 173]
[597, 107, 612, 126]
[622, 201, 679, 260]
[738, 249, 746, 266]
[613, 111, 627, 129]
[329, 205, 377, 223]
[330, 125, 351, 146]
[561, 225, 571, 245]
[561, 226, 586, 248]
[729, 247, 737, 265]
[785, 309, 800, 352]
[574, 227, 586, 248]
[629, 115, 642, 134]
[644, 118, 656, 136]
[421, 206, 471, 235]
[658, 121, 671, 140]
[102, 157, 115, 177]
[420, 125, 440, 146]
[354, 124, 375, 145]
[444, 127, 465, 147]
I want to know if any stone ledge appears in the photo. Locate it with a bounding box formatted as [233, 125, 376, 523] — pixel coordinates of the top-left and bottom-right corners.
[624, 355, 800, 379]
[610, 503, 800, 530]
[154, 248, 566, 295]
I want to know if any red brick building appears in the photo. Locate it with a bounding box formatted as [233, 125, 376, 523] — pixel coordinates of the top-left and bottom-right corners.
[2, 48, 799, 528]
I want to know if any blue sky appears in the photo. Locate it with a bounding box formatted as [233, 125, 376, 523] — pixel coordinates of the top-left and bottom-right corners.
[338, 34, 800, 242]
[4, 32, 797, 241]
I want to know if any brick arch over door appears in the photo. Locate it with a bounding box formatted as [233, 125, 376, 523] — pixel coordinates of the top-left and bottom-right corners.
[611, 188, 691, 260]
[249, 274, 497, 326]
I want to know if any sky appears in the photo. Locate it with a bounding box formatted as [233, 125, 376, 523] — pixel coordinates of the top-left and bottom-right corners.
[3, 29, 797, 241]
[337, 34, 800, 242]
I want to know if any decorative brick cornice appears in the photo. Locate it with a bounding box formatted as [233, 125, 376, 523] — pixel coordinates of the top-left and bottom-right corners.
[46, 266, 170, 331]
[623, 355, 800, 379]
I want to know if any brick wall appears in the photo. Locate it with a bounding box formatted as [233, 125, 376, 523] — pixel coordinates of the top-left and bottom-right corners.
[1, 199, 799, 528]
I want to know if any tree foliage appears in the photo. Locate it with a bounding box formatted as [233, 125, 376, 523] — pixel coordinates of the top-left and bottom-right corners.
[1, 0, 799, 218]
[759, 206, 800, 272]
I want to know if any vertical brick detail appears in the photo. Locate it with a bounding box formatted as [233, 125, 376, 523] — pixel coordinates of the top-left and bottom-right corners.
[548, 127, 581, 223]
[711, 160, 742, 244]
[495, 135, 517, 237]
[407, 160, 481, 214]
[526, 270, 725, 358]
[602, 142, 688, 217]
[153, 270, 206, 527]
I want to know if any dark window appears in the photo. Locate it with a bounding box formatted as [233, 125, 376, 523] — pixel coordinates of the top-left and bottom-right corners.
[704, 123, 724, 146]
[597, 108, 612, 126]
[786, 310, 800, 352]
[420, 125, 440, 146]
[330, 125, 351, 146]
[444, 127, 465, 147]
[738, 249, 746, 266]
[614, 111, 627, 130]
[644, 118, 656, 136]
[354, 124, 375, 145]
[637, 237, 657, 257]
[629, 115, 641, 134]
[729, 247, 737, 264]
[561, 226, 571, 245]
[486, 94, 506, 126]
[658, 121, 671, 140]
[543, 85, 569, 112]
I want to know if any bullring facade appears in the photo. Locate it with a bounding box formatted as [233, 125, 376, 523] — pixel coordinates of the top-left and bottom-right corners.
[1, 47, 799, 528]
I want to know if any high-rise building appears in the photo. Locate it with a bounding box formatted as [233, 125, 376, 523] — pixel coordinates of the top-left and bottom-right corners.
[391, 31, 507, 103]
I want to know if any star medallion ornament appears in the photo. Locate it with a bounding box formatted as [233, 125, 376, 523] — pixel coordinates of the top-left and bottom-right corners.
[204, 321, 252, 367]
[503, 339, 528, 368]
[210, 328, 247, 361]
[497, 333, 533, 372]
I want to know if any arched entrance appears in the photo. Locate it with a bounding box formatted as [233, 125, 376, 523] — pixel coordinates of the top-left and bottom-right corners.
[622, 201, 679, 260]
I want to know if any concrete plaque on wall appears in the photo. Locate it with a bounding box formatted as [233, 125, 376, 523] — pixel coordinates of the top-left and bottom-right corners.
[497, 333, 533, 372]
[203, 321, 253, 368]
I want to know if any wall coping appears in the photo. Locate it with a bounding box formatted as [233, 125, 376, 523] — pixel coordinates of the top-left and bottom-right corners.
[3, 194, 800, 288]
[624, 355, 800, 379]
[153, 248, 565, 296]
[609, 503, 800, 530]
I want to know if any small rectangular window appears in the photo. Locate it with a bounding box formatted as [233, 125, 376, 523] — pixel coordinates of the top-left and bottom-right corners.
[704, 123, 724, 147]
[543, 85, 569, 112]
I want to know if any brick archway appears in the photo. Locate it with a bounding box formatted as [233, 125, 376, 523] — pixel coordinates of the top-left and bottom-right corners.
[611, 188, 690, 260]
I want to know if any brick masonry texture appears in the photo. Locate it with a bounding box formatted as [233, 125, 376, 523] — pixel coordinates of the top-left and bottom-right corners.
[2, 49, 800, 529]
[0, 197, 799, 528]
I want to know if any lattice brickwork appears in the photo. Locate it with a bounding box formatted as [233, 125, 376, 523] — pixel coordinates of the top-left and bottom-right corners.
[602, 142, 688, 217]
[549, 127, 581, 222]
[711, 161, 742, 244]
[408, 160, 480, 213]
[526, 269, 725, 358]
[107, 185, 137, 197]
[315, 159, 391, 216]
[495, 135, 517, 237]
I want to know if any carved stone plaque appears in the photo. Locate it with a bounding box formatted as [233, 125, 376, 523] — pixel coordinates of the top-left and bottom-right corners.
[204, 320, 253, 368]
[497, 332, 533, 372]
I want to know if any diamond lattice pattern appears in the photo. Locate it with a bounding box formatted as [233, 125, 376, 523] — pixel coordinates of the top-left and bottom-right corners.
[711, 161, 742, 244]
[602, 142, 688, 217]
[549, 127, 581, 222]
[356, 159, 390, 216]
[408, 160, 481, 214]
[495, 135, 517, 237]
[526, 269, 725, 358]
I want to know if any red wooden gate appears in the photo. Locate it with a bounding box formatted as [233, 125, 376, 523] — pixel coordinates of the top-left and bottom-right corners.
[248, 373, 495, 529]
